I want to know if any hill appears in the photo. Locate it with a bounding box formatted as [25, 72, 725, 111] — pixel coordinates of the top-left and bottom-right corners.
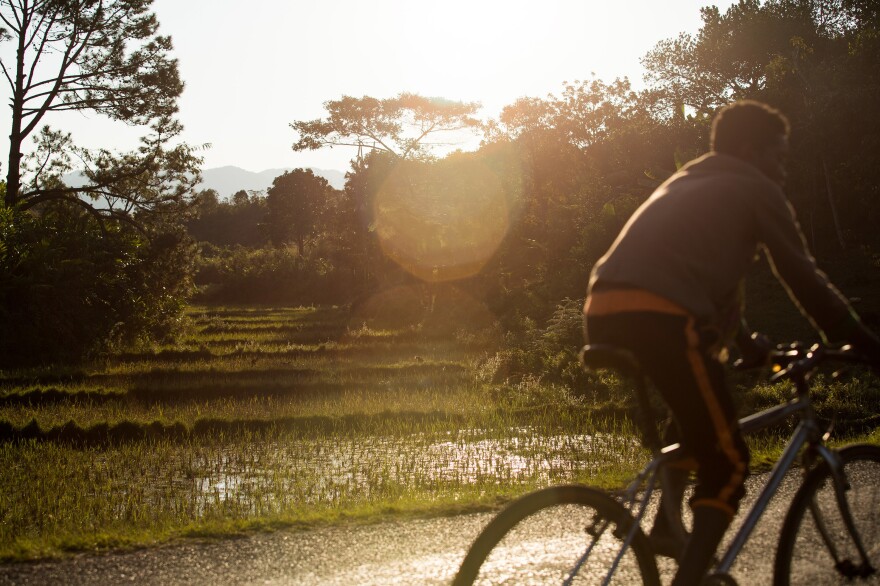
[198, 166, 346, 196]
[61, 166, 346, 198]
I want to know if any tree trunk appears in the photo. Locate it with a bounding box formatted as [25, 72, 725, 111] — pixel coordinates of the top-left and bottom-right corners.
[6, 8, 28, 208]
[821, 157, 846, 250]
[6, 138, 21, 207]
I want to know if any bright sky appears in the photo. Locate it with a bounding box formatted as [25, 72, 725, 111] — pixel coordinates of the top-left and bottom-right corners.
[1, 0, 737, 174]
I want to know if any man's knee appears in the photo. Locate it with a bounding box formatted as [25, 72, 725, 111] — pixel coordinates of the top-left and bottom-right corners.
[692, 440, 750, 515]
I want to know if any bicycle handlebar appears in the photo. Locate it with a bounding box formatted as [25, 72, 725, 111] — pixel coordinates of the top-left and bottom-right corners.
[765, 342, 868, 384]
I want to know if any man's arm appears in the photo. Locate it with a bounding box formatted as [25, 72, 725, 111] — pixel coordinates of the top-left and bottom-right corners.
[757, 189, 880, 366]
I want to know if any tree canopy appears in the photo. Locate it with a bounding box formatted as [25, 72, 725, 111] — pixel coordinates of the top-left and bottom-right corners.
[0, 0, 200, 224]
[266, 168, 333, 252]
[0, 0, 200, 365]
[291, 93, 482, 161]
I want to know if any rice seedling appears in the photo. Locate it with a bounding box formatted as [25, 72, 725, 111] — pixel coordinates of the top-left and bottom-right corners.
[1, 304, 875, 560]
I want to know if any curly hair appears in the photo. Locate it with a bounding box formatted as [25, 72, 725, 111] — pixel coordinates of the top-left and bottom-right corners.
[710, 100, 790, 155]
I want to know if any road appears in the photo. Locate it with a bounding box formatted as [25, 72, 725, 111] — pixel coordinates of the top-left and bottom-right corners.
[0, 471, 870, 585]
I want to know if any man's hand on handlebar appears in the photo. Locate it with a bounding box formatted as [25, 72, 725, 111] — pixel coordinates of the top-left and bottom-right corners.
[733, 330, 773, 370]
[847, 323, 880, 375]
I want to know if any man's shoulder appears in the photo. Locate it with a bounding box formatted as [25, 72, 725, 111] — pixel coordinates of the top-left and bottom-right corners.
[682, 152, 767, 178]
[672, 152, 783, 199]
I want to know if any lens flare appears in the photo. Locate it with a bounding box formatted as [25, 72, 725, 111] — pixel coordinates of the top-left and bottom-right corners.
[372, 159, 510, 282]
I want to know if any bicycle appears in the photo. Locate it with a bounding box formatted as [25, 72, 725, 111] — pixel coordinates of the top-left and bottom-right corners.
[452, 342, 879, 585]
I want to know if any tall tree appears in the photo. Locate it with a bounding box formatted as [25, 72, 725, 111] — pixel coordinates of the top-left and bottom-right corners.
[640, 1, 818, 116]
[0, 0, 199, 219]
[266, 168, 332, 253]
[291, 93, 482, 161]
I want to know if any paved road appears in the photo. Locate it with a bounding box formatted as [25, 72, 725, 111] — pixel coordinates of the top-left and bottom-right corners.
[0, 471, 869, 585]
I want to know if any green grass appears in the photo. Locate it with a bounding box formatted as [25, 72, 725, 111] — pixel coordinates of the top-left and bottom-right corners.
[0, 303, 877, 561]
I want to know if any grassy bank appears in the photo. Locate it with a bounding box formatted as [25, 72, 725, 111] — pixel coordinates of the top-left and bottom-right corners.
[0, 303, 877, 561]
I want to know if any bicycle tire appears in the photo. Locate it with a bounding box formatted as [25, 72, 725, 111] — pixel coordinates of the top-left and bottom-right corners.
[453, 484, 660, 585]
[774, 443, 880, 585]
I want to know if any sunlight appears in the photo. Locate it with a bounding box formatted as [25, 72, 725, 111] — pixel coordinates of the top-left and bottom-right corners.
[372, 158, 511, 283]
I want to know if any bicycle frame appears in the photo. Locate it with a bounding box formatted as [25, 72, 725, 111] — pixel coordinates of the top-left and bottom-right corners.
[612, 373, 870, 579]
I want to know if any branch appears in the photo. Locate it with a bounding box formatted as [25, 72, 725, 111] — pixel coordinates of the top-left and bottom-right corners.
[22, 94, 128, 114]
[23, 9, 59, 95]
[0, 5, 21, 32]
[20, 9, 96, 140]
[0, 59, 13, 90]
[401, 121, 438, 159]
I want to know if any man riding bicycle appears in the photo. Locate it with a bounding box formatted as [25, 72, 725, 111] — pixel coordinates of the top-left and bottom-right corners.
[583, 100, 880, 585]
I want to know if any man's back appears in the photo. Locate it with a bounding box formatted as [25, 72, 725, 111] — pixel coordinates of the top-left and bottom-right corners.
[590, 151, 851, 337]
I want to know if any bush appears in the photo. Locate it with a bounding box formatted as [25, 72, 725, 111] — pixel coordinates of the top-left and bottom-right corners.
[0, 204, 194, 367]
[473, 297, 637, 408]
[477, 299, 585, 384]
[193, 244, 351, 305]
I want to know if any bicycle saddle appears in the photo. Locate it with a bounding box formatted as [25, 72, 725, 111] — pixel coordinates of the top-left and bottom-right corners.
[579, 344, 642, 378]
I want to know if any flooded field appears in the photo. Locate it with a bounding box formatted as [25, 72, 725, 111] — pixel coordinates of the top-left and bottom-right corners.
[189, 429, 642, 508]
[1, 427, 644, 542]
[0, 304, 644, 559]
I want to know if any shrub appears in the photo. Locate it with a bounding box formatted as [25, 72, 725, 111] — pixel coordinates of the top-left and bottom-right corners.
[0, 204, 194, 366]
[193, 244, 351, 305]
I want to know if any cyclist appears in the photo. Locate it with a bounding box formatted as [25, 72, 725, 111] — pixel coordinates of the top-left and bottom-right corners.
[582, 100, 880, 585]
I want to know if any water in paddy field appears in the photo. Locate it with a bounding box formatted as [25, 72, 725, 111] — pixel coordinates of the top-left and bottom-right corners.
[181, 429, 642, 515]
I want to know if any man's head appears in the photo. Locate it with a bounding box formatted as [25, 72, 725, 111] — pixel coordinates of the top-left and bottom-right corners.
[711, 100, 790, 187]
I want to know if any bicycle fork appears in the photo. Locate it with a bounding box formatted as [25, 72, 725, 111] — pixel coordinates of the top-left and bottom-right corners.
[810, 445, 876, 579]
[569, 464, 661, 586]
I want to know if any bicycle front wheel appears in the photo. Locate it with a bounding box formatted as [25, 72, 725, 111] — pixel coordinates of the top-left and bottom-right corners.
[774, 443, 880, 585]
[453, 484, 660, 586]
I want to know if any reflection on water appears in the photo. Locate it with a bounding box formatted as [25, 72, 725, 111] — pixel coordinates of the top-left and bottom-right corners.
[177, 429, 641, 516]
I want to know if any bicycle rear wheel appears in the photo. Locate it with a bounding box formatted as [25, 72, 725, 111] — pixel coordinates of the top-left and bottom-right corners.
[774, 443, 880, 585]
[453, 484, 660, 585]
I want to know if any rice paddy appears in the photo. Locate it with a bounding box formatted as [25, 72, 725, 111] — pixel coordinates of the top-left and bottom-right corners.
[1, 304, 876, 562]
[0, 305, 648, 561]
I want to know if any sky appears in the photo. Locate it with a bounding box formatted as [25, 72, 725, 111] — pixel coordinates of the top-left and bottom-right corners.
[0, 0, 738, 175]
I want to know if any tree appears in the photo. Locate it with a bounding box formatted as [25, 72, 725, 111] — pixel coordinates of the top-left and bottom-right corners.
[640, 1, 817, 117]
[266, 168, 332, 252]
[0, 199, 195, 366]
[0, 0, 200, 220]
[186, 188, 269, 248]
[291, 93, 482, 161]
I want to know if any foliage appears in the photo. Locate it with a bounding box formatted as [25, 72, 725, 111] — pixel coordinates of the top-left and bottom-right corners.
[641, 0, 880, 251]
[0, 1, 203, 368]
[0, 204, 194, 366]
[186, 189, 269, 248]
[1, 0, 201, 225]
[474, 298, 624, 403]
[265, 168, 333, 252]
[291, 93, 482, 160]
[193, 244, 347, 305]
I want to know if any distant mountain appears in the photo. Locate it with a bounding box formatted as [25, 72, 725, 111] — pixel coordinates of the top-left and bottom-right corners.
[198, 166, 346, 196]
[61, 166, 347, 198]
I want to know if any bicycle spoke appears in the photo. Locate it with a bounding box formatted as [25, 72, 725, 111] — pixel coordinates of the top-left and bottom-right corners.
[454, 485, 659, 586]
[775, 444, 880, 585]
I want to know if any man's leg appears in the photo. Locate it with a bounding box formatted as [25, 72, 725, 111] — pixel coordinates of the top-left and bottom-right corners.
[672, 506, 732, 586]
[644, 316, 748, 585]
[585, 309, 748, 583]
[649, 462, 690, 559]
[585, 305, 748, 582]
